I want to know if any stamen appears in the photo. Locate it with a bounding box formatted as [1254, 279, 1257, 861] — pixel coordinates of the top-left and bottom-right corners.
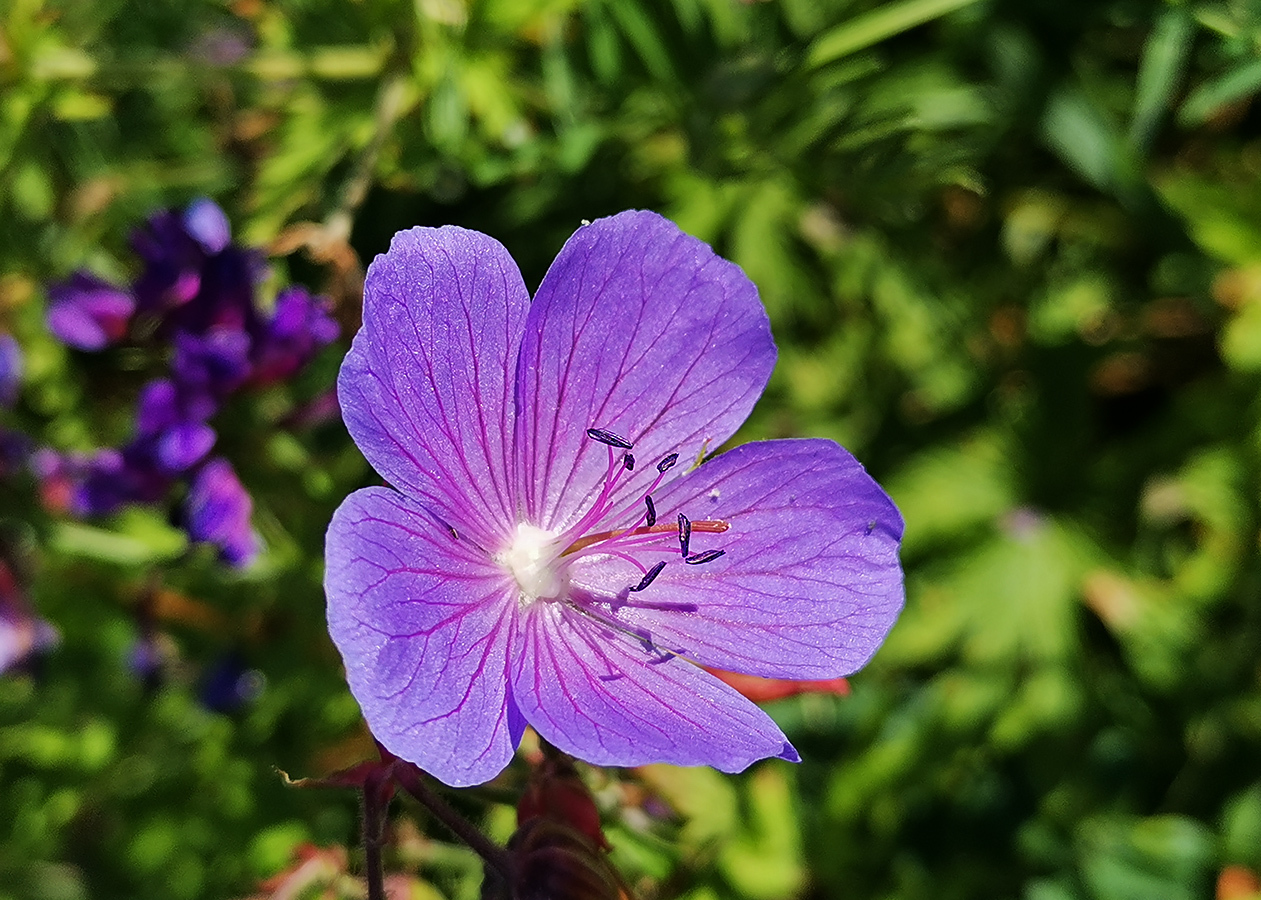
[678, 513, 691, 558]
[622, 452, 635, 472]
[656, 453, 678, 473]
[644, 495, 657, 527]
[629, 561, 667, 592]
[587, 428, 633, 450]
[561, 519, 729, 556]
[685, 549, 725, 565]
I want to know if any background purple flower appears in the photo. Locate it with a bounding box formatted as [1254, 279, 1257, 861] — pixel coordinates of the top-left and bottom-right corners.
[0, 332, 21, 410]
[326, 211, 904, 786]
[172, 329, 252, 397]
[46, 273, 135, 350]
[134, 378, 218, 475]
[130, 208, 214, 314]
[250, 287, 339, 385]
[38, 199, 337, 569]
[185, 457, 258, 567]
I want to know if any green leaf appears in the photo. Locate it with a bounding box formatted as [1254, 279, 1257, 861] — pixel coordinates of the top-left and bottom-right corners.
[807, 0, 983, 67]
[1077, 816, 1216, 900]
[884, 433, 1017, 558]
[1179, 57, 1261, 126]
[603, 0, 676, 82]
[719, 767, 805, 899]
[1156, 171, 1261, 265]
[1221, 784, 1261, 866]
[50, 513, 186, 566]
[1221, 299, 1261, 371]
[1129, 6, 1194, 151]
[1041, 87, 1132, 195]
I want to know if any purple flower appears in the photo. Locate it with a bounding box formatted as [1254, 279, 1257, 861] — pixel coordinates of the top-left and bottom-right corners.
[130, 200, 263, 335]
[46, 273, 135, 350]
[130, 209, 211, 313]
[134, 378, 217, 475]
[325, 211, 904, 786]
[172, 328, 253, 396]
[31, 447, 124, 515]
[0, 431, 29, 479]
[0, 333, 20, 407]
[185, 457, 258, 566]
[249, 287, 339, 385]
[31, 378, 215, 516]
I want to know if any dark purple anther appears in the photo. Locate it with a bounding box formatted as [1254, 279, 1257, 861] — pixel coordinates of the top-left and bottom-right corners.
[622, 452, 635, 472]
[629, 561, 667, 592]
[645, 495, 657, 527]
[656, 453, 678, 474]
[678, 513, 691, 558]
[685, 549, 726, 566]
[586, 428, 633, 449]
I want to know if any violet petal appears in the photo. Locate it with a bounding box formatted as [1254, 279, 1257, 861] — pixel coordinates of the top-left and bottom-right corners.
[183, 198, 232, 254]
[185, 458, 257, 566]
[577, 439, 904, 679]
[157, 421, 216, 473]
[46, 273, 135, 350]
[514, 210, 776, 531]
[172, 328, 252, 396]
[250, 287, 338, 385]
[325, 487, 521, 787]
[338, 227, 529, 546]
[512, 601, 798, 771]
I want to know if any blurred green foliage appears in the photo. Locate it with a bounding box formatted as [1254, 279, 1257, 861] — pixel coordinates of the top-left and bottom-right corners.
[3, 0, 1261, 898]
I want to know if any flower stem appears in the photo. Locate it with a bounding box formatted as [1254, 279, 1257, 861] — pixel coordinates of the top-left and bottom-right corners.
[361, 776, 388, 900]
[392, 764, 516, 883]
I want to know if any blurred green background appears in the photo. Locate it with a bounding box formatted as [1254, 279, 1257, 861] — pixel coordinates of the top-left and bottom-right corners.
[3, 0, 1261, 898]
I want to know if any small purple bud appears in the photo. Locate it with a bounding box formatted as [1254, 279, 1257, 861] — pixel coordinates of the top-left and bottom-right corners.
[156, 421, 217, 474]
[0, 430, 30, 479]
[183, 198, 232, 254]
[134, 379, 217, 474]
[198, 651, 264, 713]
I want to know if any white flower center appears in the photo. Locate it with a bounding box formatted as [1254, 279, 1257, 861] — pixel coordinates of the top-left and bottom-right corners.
[503, 523, 567, 604]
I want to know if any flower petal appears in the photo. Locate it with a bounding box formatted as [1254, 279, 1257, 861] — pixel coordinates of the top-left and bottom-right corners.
[325, 487, 520, 786]
[514, 210, 776, 531]
[183, 198, 232, 254]
[572, 439, 904, 679]
[339, 228, 530, 546]
[186, 458, 257, 566]
[512, 601, 798, 772]
[46, 273, 135, 350]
